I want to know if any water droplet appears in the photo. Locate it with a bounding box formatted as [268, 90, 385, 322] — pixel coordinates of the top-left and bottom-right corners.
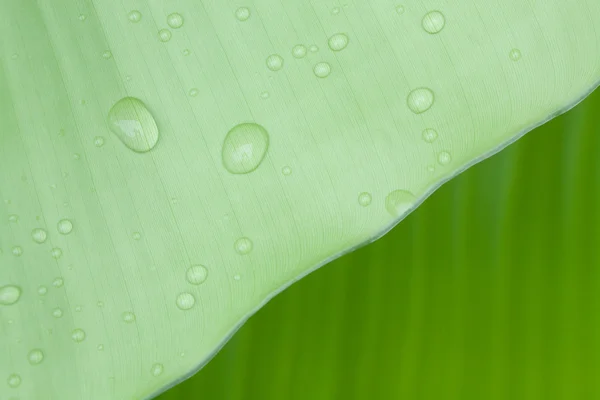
[51, 248, 63, 259]
[328, 33, 349, 52]
[282, 166, 292, 176]
[107, 97, 159, 153]
[396, 5, 405, 14]
[407, 87, 434, 114]
[93, 136, 105, 147]
[158, 29, 172, 42]
[78, 14, 86, 21]
[11, 246, 22, 257]
[75, 305, 82, 312]
[235, 7, 251, 21]
[128, 10, 142, 22]
[37, 286, 48, 296]
[182, 49, 191, 56]
[7, 374, 21, 388]
[260, 91, 270, 99]
[151, 363, 164, 376]
[176, 292, 196, 310]
[186, 265, 208, 285]
[122, 311, 136, 323]
[222, 123, 269, 174]
[71, 329, 86, 342]
[167, 13, 184, 29]
[52, 277, 64, 288]
[422, 128, 438, 143]
[97, 344, 104, 351]
[332, 7, 341, 15]
[233, 274, 241, 281]
[31, 228, 48, 244]
[437, 151, 452, 165]
[234, 237, 253, 255]
[292, 45, 307, 59]
[509, 48, 522, 61]
[385, 189, 416, 217]
[313, 62, 332, 78]
[358, 192, 372, 207]
[57, 219, 73, 235]
[27, 349, 44, 365]
[309, 45, 319, 53]
[189, 88, 199, 97]
[422, 10, 445, 34]
[266, 54, 284, 71]
[52, 308, 63, 318]
[132, 232, 141, 240]
[0, 285, 22, 306]
[8, 214, 18, 223]
[102, 50, 112, 60]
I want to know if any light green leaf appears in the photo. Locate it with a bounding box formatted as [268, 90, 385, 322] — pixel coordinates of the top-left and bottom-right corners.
[1, 1, 598, 399]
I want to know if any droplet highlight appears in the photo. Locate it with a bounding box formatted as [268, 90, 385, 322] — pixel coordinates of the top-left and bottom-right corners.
[385, 189, 416, 217]
[328, 33, 349, 52]
[0, 285, 21, 306]
[407, 88, 434, 114]
[107, 97, 159, 153]
[422, 11, 446, 34]
[222, 123, 269, 174]
[234, 237, 253, 255]
[186, 265, 208, 285]
[176, 292, 196, 310]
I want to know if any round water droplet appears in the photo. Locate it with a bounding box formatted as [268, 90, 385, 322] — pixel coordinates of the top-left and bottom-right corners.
[396, 5, 405, 14]
[328, 33, 349, 52]
[151, 363, 164, 376]
[437, 151, 452, 165]
[282, 166, 292, 176]
[128, 10, 142, 22]
[422, 10, 445, 34]
[186, 265, 208, 285]
[292, 44, 307, 59]
[97, 344, 104, 351]
[0, 285, 21, 306]
[32, 228, 48, 244]
[37, 286, 48, 296]
[27, 349, 44, 365]
[222, 123, 269, 174]
[266, 54, 284, 71]
[385, 189, 416, 217]
[8, 214, 18, 222]
[57, 219, 73, 235]
[102, 50, 112, 60]
[189, 88, 199, 97]
[71, 329, 86, 342]
[176, 292, 196, 310]
[358, 192, 372, 207]
[11, 246, 22, 257]
[93, 136, 105, 147]
[158, 29, 172, 42]
[52, 308, 63, 318]
[107, 97, 159, 153]
[51, 247, 63, 259]
[132, 232, 141, 240]
[122, 311, 136, 323]
[309, 45, 319, 53]
[167, 13, 184, 28]
[235, 7, 251, 21]
[7, 374, 21, 388]
[52, 277, 64, 288]
[313, 62, 332, 78]
[422, 128, 438, 143]
[234, 237, 253, 255]
[407, 88, 434, 114]
[509, 48, 522, 61]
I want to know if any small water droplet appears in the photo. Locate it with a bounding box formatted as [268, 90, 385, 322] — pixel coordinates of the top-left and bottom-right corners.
[266, 54, 284, 71]
[422, 128, 438, 143]
[51, 247, 63, 259]
[437, 151, 452, 165]
[233, 274, 241, 281]
[182, 49, 191, 56]
[385, 189, 416, 217]
[7, 374, 21, 388]
[132, 232, 141, 240]
[71, 329, 86, 342]
[222, 123, 269, 174]
[292, 45, 307, 59]
[52, 277, 64, 288]
[332, 7, 341, 15]
[11, 246, 22, 257]
[167, 13, 184, 29]
[107, 97, 159, 153]
[78, 14, 86, 21]
[234, 237, 253, 255]
[328, 33, 349, 52]
[427, 164, 435, 172]
[313, 62, 332, 78]
[31, 228, 48, 244]
[57, 219, 73, 235]
[176, 292, 196, 310]
[52, 308, 63, 318]
[122, 311, 136, 323]
[309, 45, 319, 53]
[407, 88, 434, 114]
[0, 285, 22, 306]
[396, 5, 405, 14]
[93, 136, 105, 147]
[186, 265, 208, 285]
[422, 11, 445, 34]
[97, 344, 104, 351]
[128, 10, 142, 22]
[189, 88, 199, 97]
[158, 29, 172, 42]
[358, 192, 372, 207]
[37, 286, 48, 296]
[27, 349, 44, 365]
[97, 301, 104, 307]
[75, 305, 82, 312]
[8, 214, 18, 223]
[235, 7, 251, 21]
[509, 48, 522, 61]
[260, 91, 270, 99]
[282, 166, 292, 176]
[102, 50, 112, 60]
[151, 363, 164, 376]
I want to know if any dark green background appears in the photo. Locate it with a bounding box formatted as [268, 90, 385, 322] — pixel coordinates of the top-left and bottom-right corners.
[160, 88, 600, 400]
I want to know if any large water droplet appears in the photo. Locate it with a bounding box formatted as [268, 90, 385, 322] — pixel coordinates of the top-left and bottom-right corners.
[7, 374, 21, 388]
[0, 285, 21, 306]
[313, 62, 332, 78]
[158, 29, 172, 42]
[222, 123, 269, 174]
[107, 97, 159, 153]
[167, 13, 184, 28]
[128, 10, 142, 23]
[328, 33, 349, 51]
[385, 189, 416, 217]
[234, 237, 253, 255]
[57, 219, 73, 235]
[235, 7, 251, 21]
[407, 88, 434, 114]
[27, 349, 44, 365]
[186, 265, 208, 285]
[151, 363, 164, 376]
[422, 10, 446, 34]
[176, 293, 196, 310]
[422, 128, 438, 143]
[292, 45, 307, 59]
[358, 192, 372, 207]
[32, 228, 48, 244]
[71, 329, 86, 342]
[266, 54, 284, 71]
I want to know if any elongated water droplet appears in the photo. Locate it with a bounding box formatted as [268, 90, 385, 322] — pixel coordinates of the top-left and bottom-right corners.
[358, 192, 372, 207]
[107, 97, 159, 153]
[235, 7, 251, 21]
[27, 349, 44, 365]
[151, 363, 164, 376]
[0, 285, 21, 306]
[328, 33, 349, 51]
[57, 219, 73, 235]
[422, 128, 438, 143]
[292, 45, 307, 59]
[71, 329, 86, 342]
[7, 374, 21, 388]
[313, 62, 332, 78]
[509, 48, 522, 61]
[422, 10, 445, 34]
[158, 29, 172, 42]
[32, 228, 48, 244]
[176, 292, 196, 310]
[128, 10, 142, 22]
[186, 265, 208, 285]
[234, 237, 253, 255]
[222, 123, 269, 174]
[167, 13, 184, 28]
[385, 189, 416, 217]
[266, 54, 284, 71]
[407, 88, 434, 114]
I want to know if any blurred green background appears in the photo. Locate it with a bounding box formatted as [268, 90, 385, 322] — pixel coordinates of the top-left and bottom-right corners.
[160, 87, 600, 400]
